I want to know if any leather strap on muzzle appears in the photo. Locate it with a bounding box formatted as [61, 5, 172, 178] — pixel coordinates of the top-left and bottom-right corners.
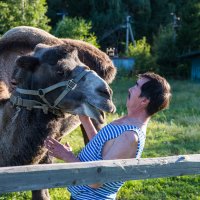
[10, 69, 89, 116]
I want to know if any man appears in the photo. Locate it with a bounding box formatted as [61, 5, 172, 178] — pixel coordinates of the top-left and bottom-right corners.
[45, 72, 171, 200]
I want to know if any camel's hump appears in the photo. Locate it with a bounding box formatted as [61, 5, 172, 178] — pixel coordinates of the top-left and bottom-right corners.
[1, 26, 63, 51]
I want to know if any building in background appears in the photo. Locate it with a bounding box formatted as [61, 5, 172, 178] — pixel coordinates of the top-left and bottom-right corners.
[180, 51, 200, 81]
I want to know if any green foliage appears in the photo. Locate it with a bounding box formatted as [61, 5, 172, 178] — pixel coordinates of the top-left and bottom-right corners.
[176, 63, 190, 79]
[64, 0, 92, 19]
[54, 17, 99, 47]
[177, 0, 200, 53]
[0, 191, 31, 200]
[123, 0, 152, 38]
[127, 37, 158, 74]
[46, 0, 68, 27]
[90, 0, 126, 49]
[152, 26, 181, 78]
[0, 0, 50, 35]
[145, 0, 176, 42]
[46, 0, 200, 61]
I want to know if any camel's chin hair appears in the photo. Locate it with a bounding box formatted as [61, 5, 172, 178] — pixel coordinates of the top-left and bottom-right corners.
[82, 103, 105, 124]
[63, 103, 105, 124]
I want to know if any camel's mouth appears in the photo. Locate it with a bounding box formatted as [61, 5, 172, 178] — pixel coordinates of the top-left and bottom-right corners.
[86, 101, 116, 123]
[82, 102, 105, 123]
[62, 101, 115, 124]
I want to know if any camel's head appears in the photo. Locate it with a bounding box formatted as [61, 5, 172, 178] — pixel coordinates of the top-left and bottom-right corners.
[13, 44, 116, 123]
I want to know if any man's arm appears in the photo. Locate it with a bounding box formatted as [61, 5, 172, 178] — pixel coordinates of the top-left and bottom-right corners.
[90, 131, 138, 188]
[79, 116, 98, 140]
[103, 131, 138, 160]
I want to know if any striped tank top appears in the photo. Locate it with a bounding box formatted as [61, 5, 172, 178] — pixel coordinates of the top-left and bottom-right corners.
[67, 123, 146, 200]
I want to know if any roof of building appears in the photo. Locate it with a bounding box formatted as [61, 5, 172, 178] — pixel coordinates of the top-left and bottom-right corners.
[179, 50, 200, 59]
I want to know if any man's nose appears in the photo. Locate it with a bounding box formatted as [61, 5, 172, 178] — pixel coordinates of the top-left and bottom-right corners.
[129, 86, 134, 92]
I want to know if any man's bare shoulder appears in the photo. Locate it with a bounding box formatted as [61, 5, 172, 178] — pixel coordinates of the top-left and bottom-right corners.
[115, 130, 138, 145]
[103, 130, 139, 160]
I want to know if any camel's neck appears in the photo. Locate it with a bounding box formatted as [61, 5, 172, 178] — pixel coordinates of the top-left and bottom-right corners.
[0, 102, 60, 166]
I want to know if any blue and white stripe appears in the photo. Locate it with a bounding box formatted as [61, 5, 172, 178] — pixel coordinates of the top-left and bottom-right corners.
[67, 123, 146, 200]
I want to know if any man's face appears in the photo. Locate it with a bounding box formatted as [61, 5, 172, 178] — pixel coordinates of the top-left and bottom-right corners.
[126, 77, 149, 111]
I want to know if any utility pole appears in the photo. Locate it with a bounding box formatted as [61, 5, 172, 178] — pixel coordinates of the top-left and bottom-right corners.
[171, 13, 180, 42]
[125, 16, 136, 54]
[55, 11, 68, 36]
[99, 15, 136, 55]
[57, 11, 67, 20]
[125, 16, 130, 54]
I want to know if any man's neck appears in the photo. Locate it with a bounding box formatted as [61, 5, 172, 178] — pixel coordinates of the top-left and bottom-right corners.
[126, 111, 150, 125]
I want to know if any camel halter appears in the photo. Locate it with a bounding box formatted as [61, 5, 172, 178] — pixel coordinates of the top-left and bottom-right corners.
[10, 69, 89, 116]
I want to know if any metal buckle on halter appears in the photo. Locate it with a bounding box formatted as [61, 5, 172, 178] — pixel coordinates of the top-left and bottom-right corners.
[67, 80, 77, 90]
[38, 89, 44, 97]
[15, 96, 23, 106]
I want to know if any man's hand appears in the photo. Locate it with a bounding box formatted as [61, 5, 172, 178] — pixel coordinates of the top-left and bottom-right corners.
[44, 137, 79, 162]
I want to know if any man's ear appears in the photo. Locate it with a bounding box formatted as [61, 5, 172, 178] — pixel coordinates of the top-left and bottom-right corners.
[141, 97, 150, 107]
[16, 56, 40, 71]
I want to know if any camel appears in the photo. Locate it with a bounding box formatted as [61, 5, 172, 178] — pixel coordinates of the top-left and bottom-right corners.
[0, 27, 116, 200]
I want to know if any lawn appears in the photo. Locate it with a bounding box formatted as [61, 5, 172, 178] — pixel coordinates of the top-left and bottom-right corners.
[0, 77, 200, 200]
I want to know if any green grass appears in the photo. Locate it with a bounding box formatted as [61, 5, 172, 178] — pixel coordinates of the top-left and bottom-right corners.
[116, 79, 200, 200]
[0, 78, 200, 200]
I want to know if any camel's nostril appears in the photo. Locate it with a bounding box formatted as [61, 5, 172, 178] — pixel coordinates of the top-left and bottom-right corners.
[97, 88, 111, 98]
[112, 105, 116, 113]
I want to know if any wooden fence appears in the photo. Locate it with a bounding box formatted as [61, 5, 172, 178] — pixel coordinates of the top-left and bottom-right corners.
[0, 154, 200, 194]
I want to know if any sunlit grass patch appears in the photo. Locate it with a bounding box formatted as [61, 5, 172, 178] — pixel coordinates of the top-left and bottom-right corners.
[143, 120, 200, 157]
[118, 175, 200, 200]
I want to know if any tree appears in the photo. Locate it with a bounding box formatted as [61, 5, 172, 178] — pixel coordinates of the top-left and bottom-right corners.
[65, 0, 92, 19]
[176, 0, 200, 53]
[90, 0, 127, 50]
[54, 17, 99, 47]
[123, 0, 152, 39]
[152, 26, 180, 77]
[46, 0, 68, 27]
[147, 0, 177, 42]
[0, 0, 50, 35]
[45, 0, 200, 59]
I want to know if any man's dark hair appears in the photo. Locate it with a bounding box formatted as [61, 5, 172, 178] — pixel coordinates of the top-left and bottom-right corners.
[138, 72, 171, 116]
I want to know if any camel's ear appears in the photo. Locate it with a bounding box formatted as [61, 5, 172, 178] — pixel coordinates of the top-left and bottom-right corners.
[69, 49, 78, 59]
[69, 48, 81, 63]
[16, 56, 39, 71]
[72, 48, 78, 56]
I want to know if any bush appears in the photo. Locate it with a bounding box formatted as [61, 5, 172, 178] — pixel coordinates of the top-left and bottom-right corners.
[0, 0, 50, 35]
[54, 17, 99, 47]
[127, 37, 158, 74]
[176, 63, 190, 79]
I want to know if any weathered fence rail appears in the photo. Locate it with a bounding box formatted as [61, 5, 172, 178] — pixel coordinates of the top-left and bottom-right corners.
[0, 154, 200, 194]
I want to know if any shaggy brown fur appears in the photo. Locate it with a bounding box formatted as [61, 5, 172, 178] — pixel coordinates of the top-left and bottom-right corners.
[0, 26, 116, 101]
[0, 26, 116, 200]
[62, 39, 116, 83]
